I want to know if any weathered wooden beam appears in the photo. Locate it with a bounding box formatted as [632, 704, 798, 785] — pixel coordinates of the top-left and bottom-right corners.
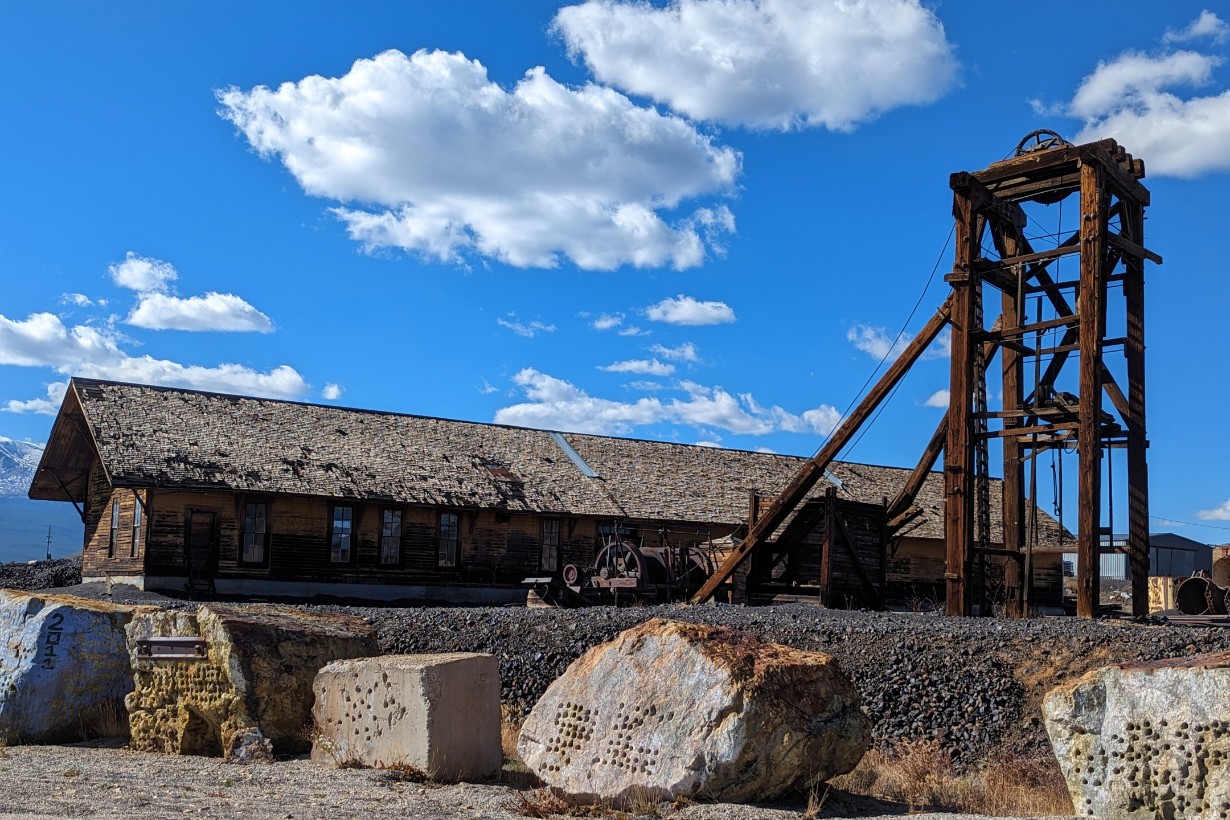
[992, 223, 1027, 619]
[1076, 160, 1106, 619]
[978, 422, 1080, 439]
[950, 172, 1027, 230]
[820, 487, 836, 606]
[974, 243, 1082, 277]
[1107, 232, 1162, 266]
[689, 297, 955, 604]
[1086, 144, 1152, 207]
[976, 313, 1080, 340]
[945, 184, 980, 616]
[1123, 199, 1151, 618]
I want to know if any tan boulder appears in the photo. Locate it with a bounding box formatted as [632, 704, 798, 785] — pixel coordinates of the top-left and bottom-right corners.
[1044, 651, 1230, 819]
[517, 617, 869, 803]
[0, 590, 150, 743]
[125, 604, 378, 758]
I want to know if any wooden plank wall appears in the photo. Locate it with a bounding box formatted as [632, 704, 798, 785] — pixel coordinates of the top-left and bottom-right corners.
[826, 500, 887, 608]
[139, 489, 609, 587]
[82, 458, 148, 578]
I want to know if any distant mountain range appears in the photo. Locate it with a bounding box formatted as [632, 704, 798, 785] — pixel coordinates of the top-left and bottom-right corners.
[0, 437, 44, 497]
[0, 437, 82, 563]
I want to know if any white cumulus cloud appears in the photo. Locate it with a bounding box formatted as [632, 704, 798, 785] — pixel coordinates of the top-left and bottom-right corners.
[847, 323, 949, 361]
[108, 252, 275, 333]
[650, 341, 699, 362]
[645, 294, 735, 326]
[552, 0, 958, 131]
[1164, 10, 1229, 44]
[219, 49, 740, 270]
[1197, 499, 1230, 520]
[1058, 16, 1230, 178]
[127, 292, 274, 333]
[847, 324, 908, 361]
[494, 368, 839, 437]
[922, 389, 950, 408]
[4, 381, 68, 415]
[109, 252, 178, 293]
[322, 383, 343, 400]
[0, 312, 308, 400]
[60, 293, 95, 308]
[599, 358, 675, 376]
[591, 313, 624, 331]
[497, 316, 556, 338]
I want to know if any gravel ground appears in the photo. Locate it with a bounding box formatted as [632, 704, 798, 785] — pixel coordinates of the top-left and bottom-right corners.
[0, 556, 82, 592]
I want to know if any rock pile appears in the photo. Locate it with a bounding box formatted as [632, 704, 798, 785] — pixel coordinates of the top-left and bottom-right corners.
[0, 557, 81, 591]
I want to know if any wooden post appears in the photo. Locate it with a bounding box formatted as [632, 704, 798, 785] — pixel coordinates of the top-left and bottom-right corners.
[993, 226, 1027, 618]
[1076, 160, 1106, 618]
[820, 487, 837, 606]
[1123, 200, 1150, 617]
[945, 187, 979, 616]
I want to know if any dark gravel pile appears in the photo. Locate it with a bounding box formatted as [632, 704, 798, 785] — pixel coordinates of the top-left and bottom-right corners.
[0, 556, 81, 591]
[324, 602, 1230, 764]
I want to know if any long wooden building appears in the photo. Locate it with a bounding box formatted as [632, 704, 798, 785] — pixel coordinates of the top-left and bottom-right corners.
[29, 378, 1068, 605]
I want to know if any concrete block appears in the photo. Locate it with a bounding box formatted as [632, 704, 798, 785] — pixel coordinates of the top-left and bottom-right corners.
[0, 589, 149, 743]
[311, 653, 501, 780]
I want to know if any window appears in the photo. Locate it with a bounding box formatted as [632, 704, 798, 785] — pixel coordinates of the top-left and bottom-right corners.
[131, 495, 143, 558]
[380, 509, 402, 566]
[242, 502, 269, 564]
[541, 518, 561, 572]
[330, 506, 353, 563]
[437, 511, 459, 567]
[108, 498, 120, 558]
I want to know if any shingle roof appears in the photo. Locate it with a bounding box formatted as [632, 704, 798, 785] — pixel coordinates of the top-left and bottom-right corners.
[38, 378, 1067, 544]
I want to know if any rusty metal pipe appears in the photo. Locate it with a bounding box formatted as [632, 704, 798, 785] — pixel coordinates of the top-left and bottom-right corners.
[1175, 576, 1227, 616]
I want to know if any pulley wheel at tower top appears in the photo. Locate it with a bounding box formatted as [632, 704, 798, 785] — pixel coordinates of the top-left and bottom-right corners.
[1013, 129, 1072, 156]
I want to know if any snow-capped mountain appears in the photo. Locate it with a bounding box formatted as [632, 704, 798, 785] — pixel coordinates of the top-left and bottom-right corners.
[0, 437, 44, 498]
[0, 436, 81, 562]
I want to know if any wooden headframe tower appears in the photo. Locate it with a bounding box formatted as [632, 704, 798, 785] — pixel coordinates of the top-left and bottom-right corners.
[692, 133, 1158, 617]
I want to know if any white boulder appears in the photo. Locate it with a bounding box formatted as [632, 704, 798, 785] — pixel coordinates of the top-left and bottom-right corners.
[1045, 652, 1230, 819]
[517, 617, 869, 803]
[0, 589, 145, 743]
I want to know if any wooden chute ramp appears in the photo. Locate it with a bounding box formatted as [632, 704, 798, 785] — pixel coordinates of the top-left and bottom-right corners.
[693, 132, 1159, 618]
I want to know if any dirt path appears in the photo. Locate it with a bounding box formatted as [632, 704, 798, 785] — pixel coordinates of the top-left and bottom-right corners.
[0, 743, 1075, 820]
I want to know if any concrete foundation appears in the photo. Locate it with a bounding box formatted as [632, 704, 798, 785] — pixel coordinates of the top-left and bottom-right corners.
[311, 653, 501, 780]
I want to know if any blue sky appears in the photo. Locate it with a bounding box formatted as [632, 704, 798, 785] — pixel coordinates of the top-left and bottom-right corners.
[1, 1, 1228, 542]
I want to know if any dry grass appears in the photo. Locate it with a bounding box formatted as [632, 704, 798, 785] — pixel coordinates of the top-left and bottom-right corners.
[502, 705, 524, 764]
[76, 701, 130, 741]
[509, 787, 663, 819]
[830, 741, 1074, 816]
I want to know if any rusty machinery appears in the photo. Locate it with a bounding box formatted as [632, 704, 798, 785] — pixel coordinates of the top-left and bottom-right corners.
[692, 132, 1159, 618]
[526, 526, 717, 606]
